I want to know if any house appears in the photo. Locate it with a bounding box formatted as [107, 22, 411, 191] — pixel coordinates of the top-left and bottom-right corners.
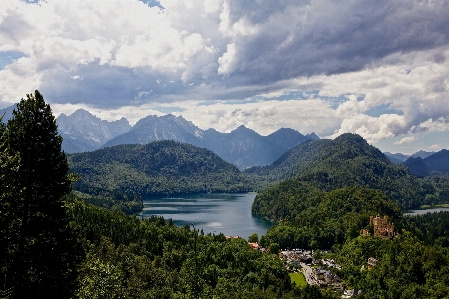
[314, 267, 341, 284]
[342, 288, 360, 298]
[249, 242, 260, 250]
[368, 257, 379, 270]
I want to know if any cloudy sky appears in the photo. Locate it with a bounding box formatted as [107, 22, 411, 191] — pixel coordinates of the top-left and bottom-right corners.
[1, 0, 449, 154]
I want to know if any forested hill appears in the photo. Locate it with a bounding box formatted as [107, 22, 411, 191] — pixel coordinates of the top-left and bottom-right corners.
[251, 133, 425, 212]
[68, 140, 251, 197]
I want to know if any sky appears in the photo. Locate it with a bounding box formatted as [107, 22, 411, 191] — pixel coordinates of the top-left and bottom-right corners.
[1, 0, 449, 155]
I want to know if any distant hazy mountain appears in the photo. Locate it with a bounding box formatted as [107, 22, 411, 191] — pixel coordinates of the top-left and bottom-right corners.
[411, 150, 435, 159]
[57, 109, 131, 153]
[203, 125, 285, 169]
[403, 157, 430, 177]
[2, 105, 316, 168]
[402, 149, 449, 176]
[384, 152, 410, 164]
[422, 149, 449, 173]
[102, 114, 202, 148]
[103, 115, 317, 169]
[266, 128, 316, 151]
[0, 105, 15, 122]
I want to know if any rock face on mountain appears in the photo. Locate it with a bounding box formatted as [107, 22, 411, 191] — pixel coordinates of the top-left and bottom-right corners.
[203, 125, 285, 169]
[102, 114, 202, 148]
[103, 116, 318, 169]
[57, 109, 131, 153]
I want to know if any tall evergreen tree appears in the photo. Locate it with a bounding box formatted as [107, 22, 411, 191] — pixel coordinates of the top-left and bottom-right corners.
[0, 90, 80, 299]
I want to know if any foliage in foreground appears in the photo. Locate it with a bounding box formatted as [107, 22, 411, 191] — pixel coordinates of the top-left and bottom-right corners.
[335, 234, 449, 299]
[258, 186, 402, 250]
[0, 91, 82, 299]
[69, 199, 338, 299]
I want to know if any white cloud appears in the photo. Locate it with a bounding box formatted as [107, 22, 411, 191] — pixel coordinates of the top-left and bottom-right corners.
[429, 144, 441, 151]
[218, 43, 237, 75]
[394, 136, 417, 145]
[173, 98, 339, 136]
[1, 0, 449, 154]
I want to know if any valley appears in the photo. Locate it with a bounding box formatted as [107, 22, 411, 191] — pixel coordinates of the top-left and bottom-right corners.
[2, 99, 449, 298]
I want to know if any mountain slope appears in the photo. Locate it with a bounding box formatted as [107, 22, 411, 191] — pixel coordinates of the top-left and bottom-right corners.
[265, 128, 314, 151]
[251, 133, 424, 214]
[403, 157, 431, 177]
[411, 150, 435, 159]
[57, 109, 131, 153]
[103, 115, 316, 169]
[102, 114, 203, 148]
[0, 105, 15, 122]
[69, 140, 251, 196]
[384, 152, 410, 164]
[423, 149, 449, 173]
[203, 125, 286, 169]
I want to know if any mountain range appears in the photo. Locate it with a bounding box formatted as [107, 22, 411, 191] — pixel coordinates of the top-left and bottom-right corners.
[59, 109, 319, 169]
[384, 150, 436, 164]
[402, 149, 449, 177]
[0, 105, 319, 169]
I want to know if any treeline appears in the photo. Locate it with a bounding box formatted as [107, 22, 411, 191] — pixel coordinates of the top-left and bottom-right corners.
[0, 91, 340, 299]
[334, 232, 449, 298]
[69, 199, 341, 298]
[257, 186, 402, 250]
[68, 141, 251, 200]
[249, 133, 429, 210]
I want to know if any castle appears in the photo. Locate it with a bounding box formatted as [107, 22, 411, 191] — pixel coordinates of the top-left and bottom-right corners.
[361, 215, 397, 239]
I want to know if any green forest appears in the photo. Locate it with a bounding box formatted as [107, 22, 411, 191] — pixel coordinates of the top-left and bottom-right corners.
[2, 91, 449, 298]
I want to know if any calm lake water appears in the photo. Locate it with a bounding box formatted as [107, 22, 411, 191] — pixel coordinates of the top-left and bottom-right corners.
[137, 193, 273, 240]
[404, 207, 449, 216]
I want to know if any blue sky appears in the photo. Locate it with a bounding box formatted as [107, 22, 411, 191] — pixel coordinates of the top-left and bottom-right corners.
[1, 0, 449, 154]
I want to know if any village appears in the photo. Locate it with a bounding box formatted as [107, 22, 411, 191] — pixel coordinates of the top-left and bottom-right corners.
[246, 215, 396, 298]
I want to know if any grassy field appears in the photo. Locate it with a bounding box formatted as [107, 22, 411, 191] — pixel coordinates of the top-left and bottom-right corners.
[289, 272, 307, 287]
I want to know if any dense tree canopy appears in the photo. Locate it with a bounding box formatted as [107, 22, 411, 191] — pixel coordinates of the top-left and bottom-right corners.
[0, 91, 81, 299]
[69, 141, 251, 198]
[249, 133, 426, 210]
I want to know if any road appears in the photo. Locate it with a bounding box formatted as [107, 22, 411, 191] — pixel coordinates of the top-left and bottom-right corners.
[300, 262, 317, 285]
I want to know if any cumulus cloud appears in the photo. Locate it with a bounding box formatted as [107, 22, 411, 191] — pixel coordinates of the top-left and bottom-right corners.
[429, 144, 441, 151]
[1, 0, 449, 152]
[395, 136, 417, 145]
[173, 97, 340, 136]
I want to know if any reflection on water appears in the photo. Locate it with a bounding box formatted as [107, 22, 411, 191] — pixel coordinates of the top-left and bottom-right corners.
[137, 193, 273, 240]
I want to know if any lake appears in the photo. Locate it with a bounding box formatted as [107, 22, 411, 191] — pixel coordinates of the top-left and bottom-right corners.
[137, 193, 273, 240]
[404, 207, 449, 216]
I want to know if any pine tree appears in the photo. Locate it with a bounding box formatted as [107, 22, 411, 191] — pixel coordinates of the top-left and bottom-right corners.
[0, 90, 81, 299]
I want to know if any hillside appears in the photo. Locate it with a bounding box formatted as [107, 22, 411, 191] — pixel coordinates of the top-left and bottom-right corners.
[251, 133, 425, 212]
[102, 114, 317, 169]
[68, 140, 251, 197]
[423, 149, 449, 173]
